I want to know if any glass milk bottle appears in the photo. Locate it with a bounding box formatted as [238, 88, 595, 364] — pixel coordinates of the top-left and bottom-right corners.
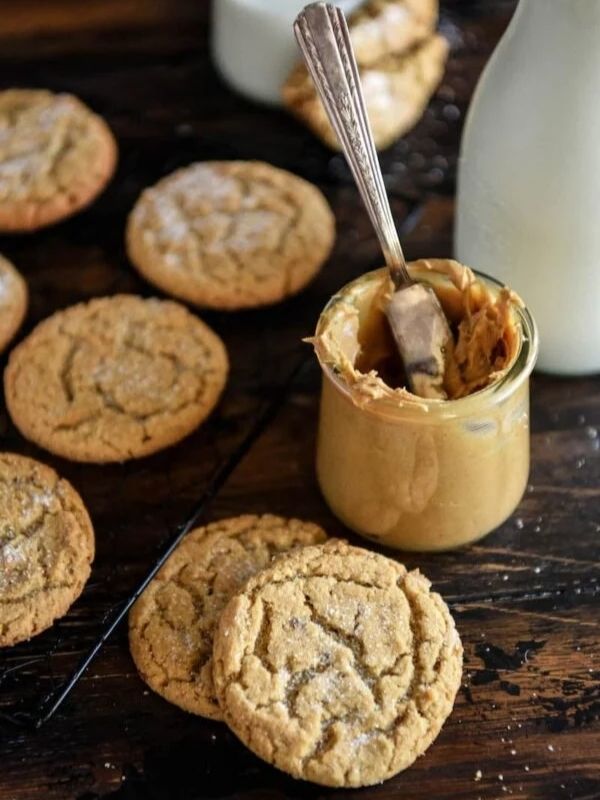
[455, 0, 600, 374]
[212, 0, 363, 105]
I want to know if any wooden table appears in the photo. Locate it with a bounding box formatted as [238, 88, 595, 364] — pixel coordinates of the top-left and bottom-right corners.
[1, 2, 599, 798]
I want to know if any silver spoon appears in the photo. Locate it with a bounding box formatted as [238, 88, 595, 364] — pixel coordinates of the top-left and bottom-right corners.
[294, 1, 452, 399]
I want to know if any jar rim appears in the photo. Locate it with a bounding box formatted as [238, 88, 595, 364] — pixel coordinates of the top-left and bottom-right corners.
[315, 267, 539, 421]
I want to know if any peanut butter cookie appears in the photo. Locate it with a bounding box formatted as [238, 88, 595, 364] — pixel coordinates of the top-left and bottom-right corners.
[129, 515, 327, 719]
[0, 254, 27, 353]
[126, 161, 335, 310]
[0, 89, 117, 232]
[350, 0, 439, 66]
[213, 541, 462, 787]
[4, 295, 228, 463]
[283, 1, 448, 151]
[0, 452, 94, 647]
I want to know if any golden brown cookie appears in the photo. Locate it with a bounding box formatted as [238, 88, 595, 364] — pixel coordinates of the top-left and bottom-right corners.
[0, 254, 27, 353]
[0, 452, 94, 647]
[213, 540, 462, 788]
[349, 0, 439, 65]
[283, 0, 448, 151]
[0, 89, 117, 232]
[126, 161, 335, 310]
[129, 515, 327, 720]
[4, 295, 228, 463]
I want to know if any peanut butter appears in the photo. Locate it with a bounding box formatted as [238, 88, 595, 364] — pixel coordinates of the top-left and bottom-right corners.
[312, 260, 538, 551]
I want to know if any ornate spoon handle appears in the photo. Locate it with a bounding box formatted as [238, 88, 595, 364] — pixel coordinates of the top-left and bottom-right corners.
[294, 2, 411, 287]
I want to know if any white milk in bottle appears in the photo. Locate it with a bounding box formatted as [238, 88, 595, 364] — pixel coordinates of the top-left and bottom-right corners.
[455, 0, 600, 374]
[212, 0, 363, 105]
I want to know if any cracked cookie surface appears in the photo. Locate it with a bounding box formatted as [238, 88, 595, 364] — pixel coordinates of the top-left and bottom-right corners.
[348, 0, 439, 66]
[0, 89, 117, 231]
[283, 0, 447, 151]
[0, 452, 94, 647]
[126, 161, 335, 310]
[4, 295, 228, 463]
[129, 514, 327, 719]
[0, 254, 27, 353]
[213, 540, 462, 787]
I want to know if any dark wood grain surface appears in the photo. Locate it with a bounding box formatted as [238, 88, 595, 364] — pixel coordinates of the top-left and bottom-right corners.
[1, 1, 599, 798]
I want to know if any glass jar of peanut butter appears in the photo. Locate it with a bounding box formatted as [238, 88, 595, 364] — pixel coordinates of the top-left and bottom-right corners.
[312, 259, 538, 551]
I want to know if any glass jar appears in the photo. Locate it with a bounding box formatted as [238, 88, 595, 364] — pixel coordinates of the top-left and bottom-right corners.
[313, 266, 538, 551]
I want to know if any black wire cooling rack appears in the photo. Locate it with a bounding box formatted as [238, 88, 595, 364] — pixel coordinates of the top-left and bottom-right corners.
[0, 97, 445, 732]
[0, 192, 429, 735]
[0, 353, 310, 732]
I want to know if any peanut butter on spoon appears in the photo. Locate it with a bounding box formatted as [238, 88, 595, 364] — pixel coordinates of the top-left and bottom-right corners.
[294, 2, 453, 399]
